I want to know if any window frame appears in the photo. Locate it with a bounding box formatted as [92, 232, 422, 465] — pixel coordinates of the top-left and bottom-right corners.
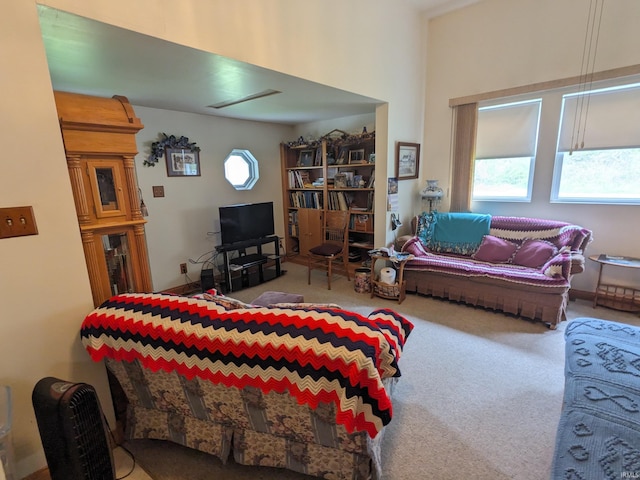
[223, 149, 259, 190]
[472, 98, 542, 203]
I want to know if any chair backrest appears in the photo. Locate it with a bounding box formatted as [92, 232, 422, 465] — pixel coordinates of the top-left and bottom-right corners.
[324, 210, 350, 249]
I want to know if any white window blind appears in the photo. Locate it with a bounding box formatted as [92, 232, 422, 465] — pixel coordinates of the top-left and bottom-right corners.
[558, 83, 640, 152]
[476, 100, 541, 159]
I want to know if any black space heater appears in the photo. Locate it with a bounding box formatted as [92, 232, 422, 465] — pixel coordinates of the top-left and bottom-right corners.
[32, 377, 115, 480]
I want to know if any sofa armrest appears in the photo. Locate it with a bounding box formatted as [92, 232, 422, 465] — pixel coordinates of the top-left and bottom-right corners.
[540, 251, 586, 280]
[394, 234, 414, 251]
[569, 252, 586, 275]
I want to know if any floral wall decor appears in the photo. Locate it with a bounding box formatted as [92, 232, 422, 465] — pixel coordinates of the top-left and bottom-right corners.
[145, 133, 200, 167]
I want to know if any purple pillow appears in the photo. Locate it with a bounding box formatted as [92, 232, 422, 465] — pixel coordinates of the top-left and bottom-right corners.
[401, 236, 429, 257]
[512, 239, 558, 268]
[472, 235, 517, 263]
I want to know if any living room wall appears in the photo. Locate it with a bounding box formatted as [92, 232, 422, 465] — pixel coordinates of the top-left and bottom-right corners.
[135, 107, 376, 293]
[4, 1, 424, 476]
[133, 106, 294, 292]
[422, 0, 640, 292]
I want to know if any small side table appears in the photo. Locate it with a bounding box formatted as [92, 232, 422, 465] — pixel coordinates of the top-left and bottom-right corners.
[369, 252, 414, 304]
[589, 254, 640, 312]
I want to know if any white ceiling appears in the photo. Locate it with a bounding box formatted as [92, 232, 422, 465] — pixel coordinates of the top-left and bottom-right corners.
[38, 1, 480, 126]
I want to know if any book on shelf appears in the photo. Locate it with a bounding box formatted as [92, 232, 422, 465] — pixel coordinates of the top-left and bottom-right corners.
[367, 170, 375, 188]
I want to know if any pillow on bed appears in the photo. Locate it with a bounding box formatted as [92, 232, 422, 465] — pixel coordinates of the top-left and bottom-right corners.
[472, 235, 518, 263]
[512, 238, 558, 268]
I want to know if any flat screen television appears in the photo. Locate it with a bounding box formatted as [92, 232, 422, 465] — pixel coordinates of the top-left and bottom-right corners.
[219, 201, 275, 246]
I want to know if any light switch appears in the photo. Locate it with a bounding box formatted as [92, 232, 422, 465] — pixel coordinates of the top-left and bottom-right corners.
[0, 206, 38, 239]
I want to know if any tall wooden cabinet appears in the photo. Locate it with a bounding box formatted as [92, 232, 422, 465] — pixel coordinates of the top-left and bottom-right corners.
[281, 132, 375, 269]
[54, 91, 152, 306]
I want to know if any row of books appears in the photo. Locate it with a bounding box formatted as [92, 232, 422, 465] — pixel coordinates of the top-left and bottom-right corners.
[287, 170, 311, 188]
[327, 191, 354, 211]
[289, 191, 323, 209]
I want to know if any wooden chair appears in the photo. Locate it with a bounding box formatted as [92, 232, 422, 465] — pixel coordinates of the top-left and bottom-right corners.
[307, 210, 351, 290]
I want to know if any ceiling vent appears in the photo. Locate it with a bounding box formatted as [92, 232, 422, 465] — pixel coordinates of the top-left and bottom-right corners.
[208, 89, 281, 109]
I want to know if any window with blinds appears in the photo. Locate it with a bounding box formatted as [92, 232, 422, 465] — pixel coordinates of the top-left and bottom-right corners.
[552, 83, 640, 203]
[472, 99, 541, 201]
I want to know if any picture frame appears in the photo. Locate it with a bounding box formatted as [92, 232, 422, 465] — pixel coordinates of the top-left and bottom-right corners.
[334, 173, 348, 188]
[298, 149, 314, 167]
[395, 142, 420, 180]
[348, 149, 365, 164]
[336, 146, 348, 165]
[166, 148, 201, 177]
[343, 171, 355, 187]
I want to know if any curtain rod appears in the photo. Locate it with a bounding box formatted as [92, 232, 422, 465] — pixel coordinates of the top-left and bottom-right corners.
[449, 63, 640, 107]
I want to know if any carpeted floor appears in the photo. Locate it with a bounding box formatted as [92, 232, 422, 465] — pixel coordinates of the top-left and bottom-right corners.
[120, 262, 640, 480]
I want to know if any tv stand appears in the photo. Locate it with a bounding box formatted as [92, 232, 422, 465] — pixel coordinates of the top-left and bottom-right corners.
[217, 235, 282, 293]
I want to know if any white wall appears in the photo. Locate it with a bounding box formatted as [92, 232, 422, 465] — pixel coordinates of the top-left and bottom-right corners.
[423, 0, 640, 292]
[4, 0, 425, 476]
[0, 1, 114, 475]
[134, 106, 294, 291]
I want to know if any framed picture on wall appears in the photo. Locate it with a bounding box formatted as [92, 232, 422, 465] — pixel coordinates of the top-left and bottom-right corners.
[395, 142, 420, 180]
[166, 148, 201, 177]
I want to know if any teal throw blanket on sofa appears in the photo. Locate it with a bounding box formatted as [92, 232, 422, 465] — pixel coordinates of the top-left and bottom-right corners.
[419, 212, 491, 255]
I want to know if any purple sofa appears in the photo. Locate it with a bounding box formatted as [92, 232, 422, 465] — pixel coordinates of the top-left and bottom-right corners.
[397, 213, 592, 328]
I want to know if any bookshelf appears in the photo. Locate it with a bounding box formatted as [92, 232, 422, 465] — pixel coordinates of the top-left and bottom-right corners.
[280, 131, 375, 269]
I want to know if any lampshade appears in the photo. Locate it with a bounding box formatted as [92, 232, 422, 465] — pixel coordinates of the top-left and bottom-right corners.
[420, 180, 443, 199]
[420, 180, 443, 212]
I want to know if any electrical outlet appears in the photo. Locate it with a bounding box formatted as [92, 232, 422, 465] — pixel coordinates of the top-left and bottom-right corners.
[180, 263, 188, 274]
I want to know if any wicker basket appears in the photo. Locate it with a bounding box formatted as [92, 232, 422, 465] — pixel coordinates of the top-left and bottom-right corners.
[373, 282, 401, 298]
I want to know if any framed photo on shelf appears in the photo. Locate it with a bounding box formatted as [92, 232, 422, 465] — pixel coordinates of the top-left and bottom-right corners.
[298, 149, 314, 167]
[395, 142, 420, 180]
[336, 146, 348, 165]
[348, 149, 366, 164]
[334, 173, 348, 188]
[166, 148, 201, 177]
[343, 171, 355, 187]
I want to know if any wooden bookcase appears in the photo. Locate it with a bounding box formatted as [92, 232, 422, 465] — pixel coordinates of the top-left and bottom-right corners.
[280, 132, 375, 270]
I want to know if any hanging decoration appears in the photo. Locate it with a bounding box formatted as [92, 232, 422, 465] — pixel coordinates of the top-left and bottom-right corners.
[570, 0, 605, 154]
[138, 188, 149, 217]
[145, 133, 200, 167]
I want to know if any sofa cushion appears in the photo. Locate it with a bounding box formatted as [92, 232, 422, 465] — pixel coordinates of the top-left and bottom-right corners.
[471, 235, 518, 263]
[512, 238, 558, 268]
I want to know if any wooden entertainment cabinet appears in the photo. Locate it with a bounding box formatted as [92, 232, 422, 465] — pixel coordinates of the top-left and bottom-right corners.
[217, 235, 283, 293]
[54, 91, 152, 307]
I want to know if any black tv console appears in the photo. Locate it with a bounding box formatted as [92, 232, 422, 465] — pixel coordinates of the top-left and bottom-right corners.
[216, 235, 282, 293]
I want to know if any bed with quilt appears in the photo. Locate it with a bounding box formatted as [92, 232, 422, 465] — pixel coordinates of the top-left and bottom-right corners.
[80, 292, 413, 479]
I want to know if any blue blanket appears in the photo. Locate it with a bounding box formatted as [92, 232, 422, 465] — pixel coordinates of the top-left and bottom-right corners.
[427, 212, 491, 255]
[552, 318, 640, 479]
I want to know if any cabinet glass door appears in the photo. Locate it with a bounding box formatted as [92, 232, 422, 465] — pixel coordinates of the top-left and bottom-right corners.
[87, 160, 128, 219]
[102, 232, 134, 296]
